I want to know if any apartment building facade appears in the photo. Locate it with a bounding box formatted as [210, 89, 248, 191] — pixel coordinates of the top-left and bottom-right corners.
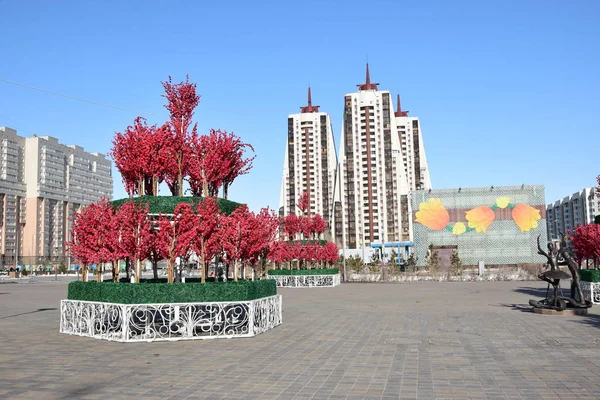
[279, 88, 338, 225]
[546, 188, 597, 241]
[332, 65, 412, 251]
[0, 126, 113, 267]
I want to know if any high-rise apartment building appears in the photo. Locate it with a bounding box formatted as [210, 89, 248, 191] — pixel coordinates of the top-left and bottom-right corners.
[0, 126, 113, 266]
[546, 188, 597, 241]
[332, 65, 413, 250]
[279, 89, 338, 225]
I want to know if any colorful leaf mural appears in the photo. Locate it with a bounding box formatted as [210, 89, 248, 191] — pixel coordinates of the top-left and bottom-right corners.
[415, 198, 449, 231]
[465, 206, 495, 233]
[512, 203, 541, 232]
[452, 222, 467, 235]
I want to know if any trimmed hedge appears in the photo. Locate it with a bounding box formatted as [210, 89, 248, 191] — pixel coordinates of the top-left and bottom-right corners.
[110, 195, 242, 215]
[580, 269, 600, 283]
[68, 280, 277, 304]
[268, 268, 339, 276]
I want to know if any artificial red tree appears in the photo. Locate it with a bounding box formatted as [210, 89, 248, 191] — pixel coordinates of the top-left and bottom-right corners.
[161, 76, 200, 196]
[570, 223, 600, 267]
[119, 201, 153, 282]
[195, 197, 221, 283]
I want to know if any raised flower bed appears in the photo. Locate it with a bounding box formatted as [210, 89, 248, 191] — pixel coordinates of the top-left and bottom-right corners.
[579, 269, 600, 304]
[267, 268, 340, 288]
[60, 280, 282, 342]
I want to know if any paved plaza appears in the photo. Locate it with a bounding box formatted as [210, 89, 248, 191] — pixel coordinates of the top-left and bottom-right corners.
[2, 280, 600, 399]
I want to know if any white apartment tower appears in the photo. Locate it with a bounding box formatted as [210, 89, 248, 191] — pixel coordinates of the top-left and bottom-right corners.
[546, 188, 598, 241]
[332, 65, 412, 250]
[0, 126, 113, 267]
[279, 88, 338, 225]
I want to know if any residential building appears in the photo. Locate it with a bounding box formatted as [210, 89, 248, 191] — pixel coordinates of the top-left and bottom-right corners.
[332, 64, 412, 252]
[279, 88, 338, 227]
[0, 126, 113, 267]
[546, 188, 597, 241]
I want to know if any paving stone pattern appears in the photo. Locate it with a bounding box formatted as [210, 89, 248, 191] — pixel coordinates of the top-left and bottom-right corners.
[2, 280, 600, 399]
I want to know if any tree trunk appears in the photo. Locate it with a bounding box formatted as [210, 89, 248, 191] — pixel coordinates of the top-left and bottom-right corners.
[138, 179, 144, 196]
[82, 264, 88, 282]
[223, 182, 229, 200]
[152, 259, 158, 280]
[96, 263, 102, 282]
[233, 259, 238, 282]
[167, 259, 174, 283]
[152, 176, 158, 196]
[200, 244, 206, 283]
[113, 259, 119, 282]
[135, 258, 141, 283]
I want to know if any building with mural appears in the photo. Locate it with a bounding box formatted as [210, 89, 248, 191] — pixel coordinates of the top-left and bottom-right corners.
[411, 185, 547, 267]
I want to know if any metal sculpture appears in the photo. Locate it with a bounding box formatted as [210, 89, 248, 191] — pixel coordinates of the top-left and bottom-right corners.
[529, 235, 591, 311]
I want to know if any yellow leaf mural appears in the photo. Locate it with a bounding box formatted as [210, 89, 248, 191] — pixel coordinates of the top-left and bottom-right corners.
[512, 204, 541, 232]
[465, 206, 495, 232]
[415, 198, 450, 231]
[452, 222, 467, 235]
[495, 197, 511, 209]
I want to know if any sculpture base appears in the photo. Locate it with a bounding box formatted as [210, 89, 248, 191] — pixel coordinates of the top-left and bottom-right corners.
[532, 307, 588, 316]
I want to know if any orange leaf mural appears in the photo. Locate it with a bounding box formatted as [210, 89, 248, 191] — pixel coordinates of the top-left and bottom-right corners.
[465, 206, 495, 232]
[415, 198, 449, 230]
[512, 204, 541, 232]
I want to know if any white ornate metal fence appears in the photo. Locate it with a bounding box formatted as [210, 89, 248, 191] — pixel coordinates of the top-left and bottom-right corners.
[270, 274, 340, 288]
[580, 281, 600, 305]
[60, 295, 282, 342]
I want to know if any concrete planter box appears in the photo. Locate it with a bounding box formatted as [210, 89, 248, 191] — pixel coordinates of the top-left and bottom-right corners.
[60, 295, 282, 342]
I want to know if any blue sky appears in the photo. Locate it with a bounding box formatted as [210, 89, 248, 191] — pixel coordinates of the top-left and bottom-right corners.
[0, 0, 598, 212]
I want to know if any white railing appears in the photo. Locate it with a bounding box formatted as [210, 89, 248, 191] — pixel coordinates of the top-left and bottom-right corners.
[269, 274, 340, 288]
[580, 281, 600, 304]
[60, 295, 282, 342]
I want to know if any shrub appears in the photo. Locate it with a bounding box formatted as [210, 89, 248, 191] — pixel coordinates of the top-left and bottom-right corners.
[68, 280, 277, 304]
[267, 268, 339, 276]
[580, 269, 600, 282]
[111, 195, 242, 216]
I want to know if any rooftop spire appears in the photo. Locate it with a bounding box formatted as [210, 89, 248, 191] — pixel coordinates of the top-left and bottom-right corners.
[395, 93, 408, 117]
[300, 86, 320, 113]
[357, 63, 379, 91]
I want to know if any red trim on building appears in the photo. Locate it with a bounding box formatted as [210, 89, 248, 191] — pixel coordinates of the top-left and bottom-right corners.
[300, 87, 320, 113]
[357, 63, 379, 91]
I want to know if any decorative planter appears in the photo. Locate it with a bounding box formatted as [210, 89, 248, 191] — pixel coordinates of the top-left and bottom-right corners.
[580, 281, 600, 305]
[60, 295, 282, 342]
[270, 274, 340, 288]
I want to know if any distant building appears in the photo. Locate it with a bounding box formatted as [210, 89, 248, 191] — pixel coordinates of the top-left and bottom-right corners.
[332, 64, 431, 254]
[279, 88, 338, 225]
[546, 188, 597, 241]
[411, 185, 547, 267]
[0, 126, 113, 266]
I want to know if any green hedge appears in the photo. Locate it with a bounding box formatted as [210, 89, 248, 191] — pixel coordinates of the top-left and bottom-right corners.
[111, 195, 242, 215]
[286, 239, 329, 246]
[580, 269, 600, 283]
[268, 268, 339, 276]
[68, 280, 277, 304]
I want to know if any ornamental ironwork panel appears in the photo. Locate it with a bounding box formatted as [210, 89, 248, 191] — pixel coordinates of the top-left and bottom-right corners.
[60, 295, 282, 342]
[271, 274, 340, 288]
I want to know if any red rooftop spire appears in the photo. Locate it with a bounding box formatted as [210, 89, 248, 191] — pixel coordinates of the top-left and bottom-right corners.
[300, 86, 320, 113]
[358, 63, 379, 91]
[395, 94, 408, 117]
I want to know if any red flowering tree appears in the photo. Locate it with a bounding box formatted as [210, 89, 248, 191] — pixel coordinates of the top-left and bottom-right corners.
[246, 207, 279, 277]
[311, 214, 327, 239]
[218, 130, 255, 200]
[119, 201, 153, 282]
[156, 203, 198, 283]
[111, 117, 165, 197]
[284, 214, 300, 240]
[320, 242, 340, 265]
[195, 197, 221, 283]
[570, 223, 600, 267]
[219, 205, 255, 281]
[161, 76, 200, 196]
[299, 216, 313, 239]
[66, 199, 114, 282]
[297, 191, 310, 215]
[143, 228, 164, 280]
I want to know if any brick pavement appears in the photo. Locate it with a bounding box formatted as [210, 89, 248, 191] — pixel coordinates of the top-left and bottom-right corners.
[1, 280, 600, 399]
